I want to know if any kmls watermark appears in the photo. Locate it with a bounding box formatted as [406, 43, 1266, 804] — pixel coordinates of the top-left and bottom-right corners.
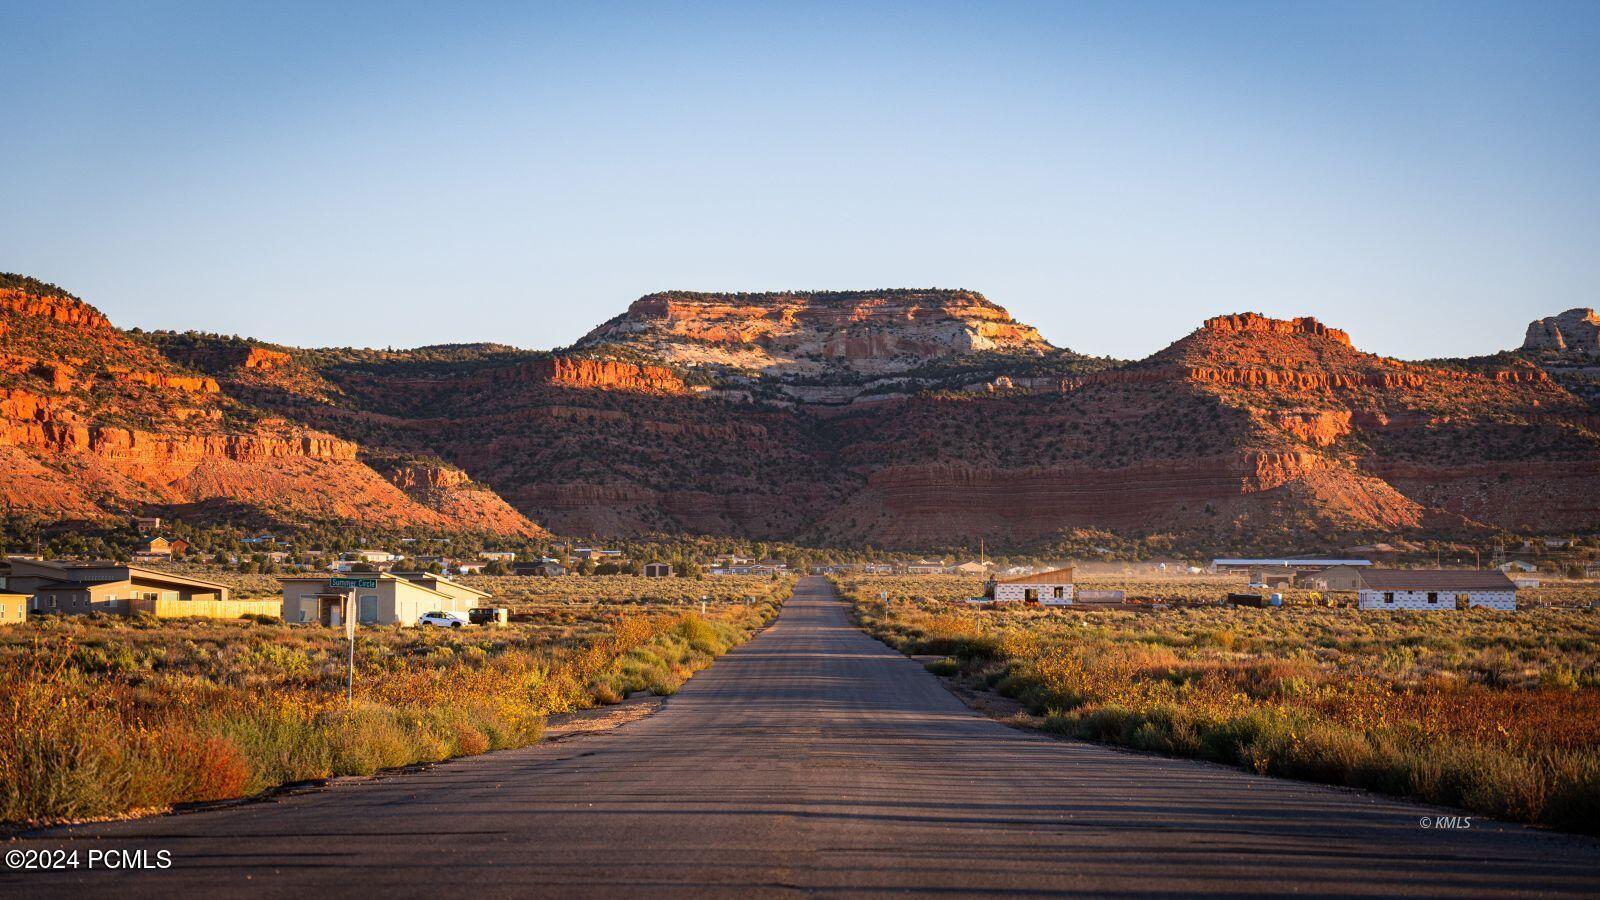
[1419, 815, 1473, 829]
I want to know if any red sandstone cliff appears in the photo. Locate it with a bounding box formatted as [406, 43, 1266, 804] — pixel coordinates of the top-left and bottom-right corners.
[0, 277, 542, 535]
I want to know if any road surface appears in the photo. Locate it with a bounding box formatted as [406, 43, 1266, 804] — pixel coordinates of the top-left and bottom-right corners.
[5, 577, 1598, 897]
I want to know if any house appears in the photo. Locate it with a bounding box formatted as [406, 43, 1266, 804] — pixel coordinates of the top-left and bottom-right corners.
[1586, 562, 1600, 580]
[995, 565, 1035, 578]
[1356, 570, 1517, 611]
[137, 537, 174, 558]
[0, 591, 28, 625]
[1299, 564, 1365, 592]
[389, 572, 493, 610]
[643, 563, 673, 578]
[349, 550, 399, 564]
[1544, 538, 1575, 549]
[478, 551, 517, 562]
[1511, 576, 1541, 590]
[1248, 567, 1297, 590]
[452, 561, 488, 576]
[906, 559, 949, 575]
[132, 516, 163, 533]
[513, 560, 566, 577]
[279, 572, 489, 627]
[950, 561, 991, 576]
[986, 566, 1076, 606]
[7, 560, 271, 619]
[1496, 561, 1537, 573]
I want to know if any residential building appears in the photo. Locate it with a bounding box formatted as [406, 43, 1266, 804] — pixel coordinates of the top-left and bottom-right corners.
[137, 536, 175, 558]
[950, 561, 991, 576]
[478, 551, 517, 562]
[452, 561, 488, 575]
[905, 559, 949, 575]
[279, 572, 489, 627]
[6, 559, 272, 619]
[1496, 561, 1537, 574]
[1248, 567, 1297, 590]
[1356, 570, 1517, 611]
[513, 561, 566, 577]
[349, 550, 400, 564]
[0, 590, 28, 625]
[132, 516, 163, 533]
[643, 563, 673, 578]
[389, 572, 492, 610]
[1298, 565, 1365, 592]
[987, 567, 1076, 605]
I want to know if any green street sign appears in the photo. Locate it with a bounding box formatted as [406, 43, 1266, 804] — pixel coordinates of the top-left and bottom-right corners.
[329, 577, 377, 590]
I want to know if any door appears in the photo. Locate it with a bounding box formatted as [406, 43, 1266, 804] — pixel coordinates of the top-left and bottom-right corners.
[359, 594, 379, 624]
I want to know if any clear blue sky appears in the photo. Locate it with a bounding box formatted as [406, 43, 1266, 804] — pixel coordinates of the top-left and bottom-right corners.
[3, 1, 1597, 360]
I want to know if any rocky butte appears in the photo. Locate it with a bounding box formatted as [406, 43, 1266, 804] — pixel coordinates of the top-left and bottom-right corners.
[578, 289, 1052, 376]
[1524, 308, 1600, 356]
[2, 273, 1597, 550]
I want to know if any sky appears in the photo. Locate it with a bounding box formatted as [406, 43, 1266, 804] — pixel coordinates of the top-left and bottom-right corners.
[2, 1, 1597, 360]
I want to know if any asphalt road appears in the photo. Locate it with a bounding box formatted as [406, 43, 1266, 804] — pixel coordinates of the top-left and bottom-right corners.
[5, 576, 1598, 898]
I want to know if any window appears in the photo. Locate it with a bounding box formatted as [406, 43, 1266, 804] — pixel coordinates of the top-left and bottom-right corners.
[1053, 586, 1065, 599]
[1023, 589, 1039, 602]
[1427, 592, 1438, 604]
[1384, 592, 1394, 604]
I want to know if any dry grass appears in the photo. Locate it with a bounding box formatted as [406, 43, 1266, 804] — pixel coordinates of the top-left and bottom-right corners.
[838, 575, 1600, 834]
[0, 586, 787, 826]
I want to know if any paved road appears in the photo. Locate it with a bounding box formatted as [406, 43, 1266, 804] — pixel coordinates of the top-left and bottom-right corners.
[5, 577, 1598, 897]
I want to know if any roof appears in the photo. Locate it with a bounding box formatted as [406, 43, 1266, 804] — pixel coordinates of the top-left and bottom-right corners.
[1213, 558, 1372, 567]
[15, 563, 230, 593]
[1357, 570, 1517, 592]
[996, 566, 1076, 585]
[389, 572, 491, 598]
[33, 578, 125, 590]
[278, 573, 453, 600]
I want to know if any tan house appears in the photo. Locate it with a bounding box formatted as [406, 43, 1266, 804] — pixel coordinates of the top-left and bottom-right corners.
[1299, 565, 1365, 592]
[8, 559, 264, 619]
[950, 561, 991, 576]
[0, 591, 28, 625]
[642, 563, 673, 577]
[280, 572, 489, 627]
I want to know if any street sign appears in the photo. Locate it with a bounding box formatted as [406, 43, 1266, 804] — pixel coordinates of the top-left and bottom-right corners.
[330, 577, 377, 589]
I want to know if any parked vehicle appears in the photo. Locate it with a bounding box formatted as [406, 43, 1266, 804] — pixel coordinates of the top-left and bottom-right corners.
[418, 611, 467, 628]
[468, 607, 508, 626]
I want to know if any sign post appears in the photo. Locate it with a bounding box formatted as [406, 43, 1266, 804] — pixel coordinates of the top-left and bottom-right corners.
[345, 591, 356, 707]
[328, 578, 373, 708]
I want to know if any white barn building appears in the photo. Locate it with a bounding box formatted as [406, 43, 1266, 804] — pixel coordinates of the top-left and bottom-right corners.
[1356, 570, 1517, 612]
[988, 566, 1076, 606]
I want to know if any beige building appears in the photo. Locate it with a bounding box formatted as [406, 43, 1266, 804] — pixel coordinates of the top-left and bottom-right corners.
[280, 572, 489, 627]
[0, 590, 28, 625]
[4, 559, 261, 618]
[1357, 570, 1518, 611]
[1299, 565, 1365, 592]
[987, 566, 1076, 605]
